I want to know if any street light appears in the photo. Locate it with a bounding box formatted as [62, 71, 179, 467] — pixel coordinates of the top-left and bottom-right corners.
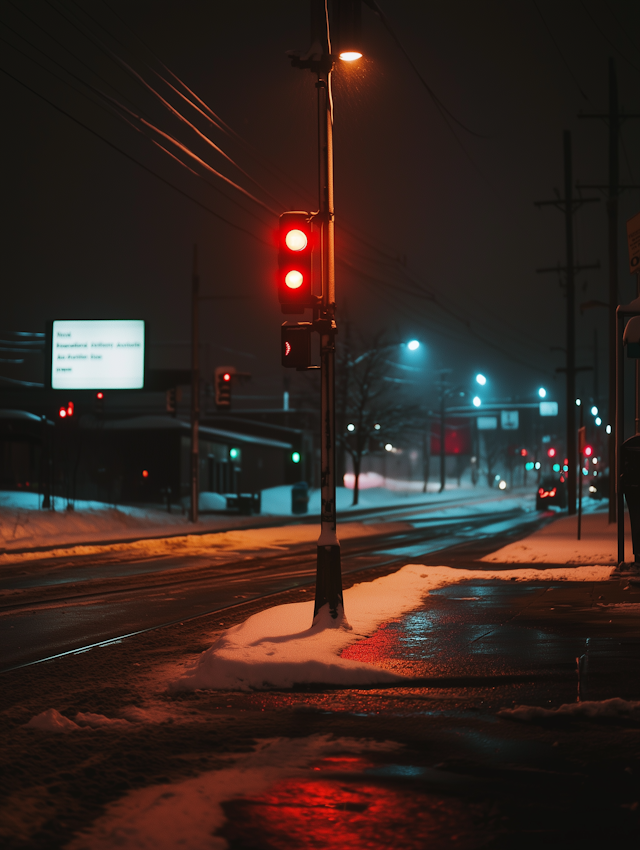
[472, 396, 481, 407]
[407, 340, 420, 351]
[475, 374, 487, 386]
[538, 387, 547, 398]
[591, 405, 598, 416]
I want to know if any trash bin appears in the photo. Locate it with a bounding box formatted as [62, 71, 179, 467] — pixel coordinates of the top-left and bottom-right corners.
[291, 481, 309, 515]
[621, 435, 640, 565]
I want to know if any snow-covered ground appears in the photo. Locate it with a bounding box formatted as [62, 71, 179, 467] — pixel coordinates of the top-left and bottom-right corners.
[482, 506, 631, 565]
[168, 563, 612, 692]
[0, 483, 525, 559]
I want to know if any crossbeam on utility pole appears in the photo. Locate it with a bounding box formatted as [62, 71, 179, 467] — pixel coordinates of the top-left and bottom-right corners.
[535, 131, 599, 515]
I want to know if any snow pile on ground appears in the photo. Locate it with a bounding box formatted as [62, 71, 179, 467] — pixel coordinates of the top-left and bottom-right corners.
[171, 563, 613, 692]
[24, 708, 131, 732]
[65, 735, 399, 850]
[482, 508, 631, 565]
[0, 490, 193, 551]
[499, 697, 640, 722]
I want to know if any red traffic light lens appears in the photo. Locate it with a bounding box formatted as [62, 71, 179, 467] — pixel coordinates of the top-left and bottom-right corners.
[547, 448, 556, 458]
[223, 373, 231, 382]
[285, 229, 307, 251]
[284, 270, 304, 290]
[96, 392, 104, 399]
[59, 407, 67, 418]
[584, 445, 593, 457]
[142, 469, 149, 478]
[520, 449, 527, 457]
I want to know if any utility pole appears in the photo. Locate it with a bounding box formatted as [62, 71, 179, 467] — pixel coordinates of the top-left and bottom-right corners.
[579, 58, 640, 521]
[535, 131, 599, 515]
[190, 244, 199, 524]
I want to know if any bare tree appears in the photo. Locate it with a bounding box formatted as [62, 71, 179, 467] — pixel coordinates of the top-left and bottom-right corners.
[337, 331, 420, 506]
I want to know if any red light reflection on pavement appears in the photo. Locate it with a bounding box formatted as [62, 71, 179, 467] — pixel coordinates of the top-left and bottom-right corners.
[220, 766, 477, 849]
[340, 620, 402, 665]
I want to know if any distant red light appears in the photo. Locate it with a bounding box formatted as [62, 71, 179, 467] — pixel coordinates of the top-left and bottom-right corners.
[584, 445, 593, 457]
[520, 449, 527, 457]
[58, 408, 67, 418]
[223, 373, 231, 382]
[96, 392, 104, 399]
[142, 470, 149, 478]
[547, 448, 556, 458]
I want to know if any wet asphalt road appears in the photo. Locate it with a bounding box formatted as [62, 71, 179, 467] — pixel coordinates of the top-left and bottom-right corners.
[2, 552, 640, 848]
[2, 499, 640, 848]
[0, 497, 544, 671]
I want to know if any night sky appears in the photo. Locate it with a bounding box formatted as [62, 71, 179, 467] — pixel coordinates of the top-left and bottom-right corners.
[2, 0, 640, 412]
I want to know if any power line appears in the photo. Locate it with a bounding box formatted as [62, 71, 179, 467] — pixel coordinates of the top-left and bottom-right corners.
[532, 0, 590, 100]
[0, 64, 271, 246]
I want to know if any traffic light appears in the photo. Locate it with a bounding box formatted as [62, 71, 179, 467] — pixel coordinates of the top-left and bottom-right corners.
[547, 447, 556, 458]
[278, 212, 314, 313]
[58, 401, 74, 419]
[215, 366, 235, 409]
[281, 323, 311, 368]
[94, 391, 104, 414]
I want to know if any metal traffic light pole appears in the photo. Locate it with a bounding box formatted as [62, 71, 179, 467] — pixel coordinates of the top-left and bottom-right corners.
[314, 45, 343, 621]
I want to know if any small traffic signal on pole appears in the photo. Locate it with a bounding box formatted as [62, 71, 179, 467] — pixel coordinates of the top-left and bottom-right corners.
[94, 391, 104, 414]
[59, 401, 74, 419]
[215, 366, 235, 409]
[281, 323, 312, 368]
[278, 212, 314, 313]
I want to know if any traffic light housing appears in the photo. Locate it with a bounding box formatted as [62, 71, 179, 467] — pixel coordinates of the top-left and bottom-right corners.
[281, 323, 312, 369]
[278, 212, 314, 314]
[215, 366, 235, 409]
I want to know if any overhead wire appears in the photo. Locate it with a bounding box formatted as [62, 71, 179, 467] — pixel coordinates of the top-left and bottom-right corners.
[532, 0, 590, 100]
[0, 65, 271, 246]
[44, 0, 282, 214]
[579, 0, 640, 75]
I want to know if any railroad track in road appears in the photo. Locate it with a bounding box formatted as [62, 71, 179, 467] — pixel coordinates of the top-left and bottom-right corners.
[0, 505, 550, 673]
[0, 505, 539, 613]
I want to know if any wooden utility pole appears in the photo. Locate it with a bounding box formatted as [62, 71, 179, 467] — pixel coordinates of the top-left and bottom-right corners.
[535, 133, 599, 515]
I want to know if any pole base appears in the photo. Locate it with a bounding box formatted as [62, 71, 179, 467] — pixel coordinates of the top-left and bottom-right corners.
[314, 544, 343, 619]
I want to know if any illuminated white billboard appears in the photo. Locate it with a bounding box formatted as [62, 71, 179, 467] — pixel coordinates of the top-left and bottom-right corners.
[51, 320, 145, 390]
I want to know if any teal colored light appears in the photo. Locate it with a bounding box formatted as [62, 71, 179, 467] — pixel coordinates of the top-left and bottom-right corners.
[229, 447, 239, 459]
[552, 463, 560, 472]
[582, 468, 588, 476]
[291, 451, 301, 464]
[563, 464, 569, 472]
[525, 462, 534, 471]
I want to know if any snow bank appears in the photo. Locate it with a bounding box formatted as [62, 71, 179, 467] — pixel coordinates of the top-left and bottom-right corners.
[171, 563, 613, 692]
[24, 708, 131, 732]
[499, 697, 640, 722]
[65, 735, 399, 850]
[483, 508, 631, 565]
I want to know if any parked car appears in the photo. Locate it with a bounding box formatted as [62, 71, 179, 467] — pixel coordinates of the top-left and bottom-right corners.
[536, 475, 567, 510]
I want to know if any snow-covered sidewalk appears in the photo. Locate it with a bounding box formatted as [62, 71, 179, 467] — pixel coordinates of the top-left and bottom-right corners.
[482, 506, 631, 565]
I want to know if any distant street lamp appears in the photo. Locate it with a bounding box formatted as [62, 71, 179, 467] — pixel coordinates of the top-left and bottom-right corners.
[472, 396, 482, 408]
[476, 374, 487, 386]
[538, 387, 547, 398]
[407, 340, 420, 351]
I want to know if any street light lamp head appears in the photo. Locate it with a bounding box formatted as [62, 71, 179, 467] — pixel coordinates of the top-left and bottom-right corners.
[538, 387, 546, 398]
[339, 51, 362, 61]
[472, 396, 481, 407]
[407, 340, 420, 351]
[591, 405, 598, 416]
[475, 374, 487, 386]
[346, 423, 355, 432]
[384, 443, 393, 452]
[575, 398, 581, 406]
[595, 417, 602, 426]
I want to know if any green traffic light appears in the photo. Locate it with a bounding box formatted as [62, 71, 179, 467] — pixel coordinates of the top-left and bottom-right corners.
[291, 451, 301, 464]
[230, 447, 239, 460]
